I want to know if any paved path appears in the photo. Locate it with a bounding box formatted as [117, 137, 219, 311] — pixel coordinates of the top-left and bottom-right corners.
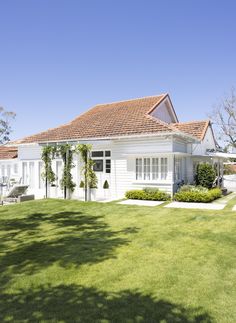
[165, 201, 225, 210]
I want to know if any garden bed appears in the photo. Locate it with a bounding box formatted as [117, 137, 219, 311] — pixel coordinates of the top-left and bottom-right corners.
[174, 185, 222, 203]
[125, 188, 171, 201]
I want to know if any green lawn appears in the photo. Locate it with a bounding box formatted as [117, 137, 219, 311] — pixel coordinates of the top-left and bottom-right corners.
[0, 198, 236, 323]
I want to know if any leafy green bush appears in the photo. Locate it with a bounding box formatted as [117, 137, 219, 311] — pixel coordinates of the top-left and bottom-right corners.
[125, 189, 170, 201]
[179, 185, 208, 193]
[174, 188, 221, 203]
[195, 163, 216, 188]
[143, 187, 160, 193]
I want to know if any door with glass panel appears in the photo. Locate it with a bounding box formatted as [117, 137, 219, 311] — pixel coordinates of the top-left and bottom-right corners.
[22, 162, 28, 185]
[29, 162, 35, 189]
[56, 161, 63, 198]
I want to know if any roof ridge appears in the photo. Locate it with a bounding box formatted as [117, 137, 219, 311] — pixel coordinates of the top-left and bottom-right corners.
[174, 119, 209, 125]
[93, 93, 167, 107]
[12, 119, 74, 144]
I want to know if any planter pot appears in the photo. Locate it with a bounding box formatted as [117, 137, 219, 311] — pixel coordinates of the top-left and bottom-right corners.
[89, 188, 97, 201]
[104, 189, 110, 199]
[50, 187, 57, 198]
[78, 188, 85, 200]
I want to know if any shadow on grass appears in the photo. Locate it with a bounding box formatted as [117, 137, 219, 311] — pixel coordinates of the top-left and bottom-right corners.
[0, 284, 212, 323]
[0, 210, 138, 286]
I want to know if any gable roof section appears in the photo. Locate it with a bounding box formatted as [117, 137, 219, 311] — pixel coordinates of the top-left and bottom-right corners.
[14, 94, 177, 144]
[172, 120, 210, 140]
[0, 146, 18, 159]
[12, 94, 210, 145]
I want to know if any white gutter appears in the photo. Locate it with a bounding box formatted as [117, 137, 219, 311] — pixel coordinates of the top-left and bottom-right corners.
[11, 131, 199, 147]
[122, 152, 192, 157]
[194, 152, 236, 159]
[207, 152, 236, 159]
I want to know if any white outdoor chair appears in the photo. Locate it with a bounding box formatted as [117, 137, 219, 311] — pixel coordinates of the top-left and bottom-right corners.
[1, 185, 34, 205]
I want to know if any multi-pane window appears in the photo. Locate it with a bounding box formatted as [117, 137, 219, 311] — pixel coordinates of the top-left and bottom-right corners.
[22, 162, 28, 184]
[174, 158, 182, 181]
[106, 159, 111, 173]
[92, 151, 104, 157]
[144, 158, 151, 180]
[29, 162, 35, 188]
[38, 162, 44, 189]
[56, 161, 63, 187]
[152, 158, 159, 180]
[135, 157, 168, 181]
[14, 163, 18, 174]
[7, 165, 11, 179]
[91, 150, 111, 173]
[1, 165, 5, 176]
[93, 160, 103, 172]
[161, 158, 168, 180]
[105, 151, 111, 157]
[136, 158, 142, 180]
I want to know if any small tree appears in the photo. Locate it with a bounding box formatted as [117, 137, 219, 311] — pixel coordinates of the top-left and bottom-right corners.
[0, 106, 16, 144]
[209, 87, 236, 150]
[76, 144, 97, 201]
[195, 163, 216, 188]
[41, 146, 56, 198]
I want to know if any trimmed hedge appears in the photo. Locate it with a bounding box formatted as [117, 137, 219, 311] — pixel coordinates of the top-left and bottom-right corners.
[174, 188, 222, 203]
[179, 185, 208, 193]
[125, 189, 170, 201]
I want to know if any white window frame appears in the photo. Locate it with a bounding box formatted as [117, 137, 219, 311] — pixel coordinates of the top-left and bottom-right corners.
[91, 150, 111, 174]
[135, 157, 169, 182]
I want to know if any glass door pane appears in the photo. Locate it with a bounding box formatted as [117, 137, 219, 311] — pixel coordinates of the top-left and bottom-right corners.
[29, 162, 35, 188]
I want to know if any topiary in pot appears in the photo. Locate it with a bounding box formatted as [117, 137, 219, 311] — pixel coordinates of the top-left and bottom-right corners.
[103, 180, 109, 189]
[79, 180, 85, 188]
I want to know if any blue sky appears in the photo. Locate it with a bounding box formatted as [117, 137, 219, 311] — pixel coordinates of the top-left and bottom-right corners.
[0, 0, 236, 140]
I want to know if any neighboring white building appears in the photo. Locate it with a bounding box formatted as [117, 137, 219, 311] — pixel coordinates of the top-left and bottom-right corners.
[0, 94, 220, 200]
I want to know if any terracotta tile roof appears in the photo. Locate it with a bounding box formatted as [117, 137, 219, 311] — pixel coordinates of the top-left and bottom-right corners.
[14, 94, 176, 144]
[172, 120, 210, 140]
[0, 146, 18, 159]
[12, 94, 210, 144]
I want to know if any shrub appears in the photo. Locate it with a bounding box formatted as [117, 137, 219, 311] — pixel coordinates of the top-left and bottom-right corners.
[103, 180, 109, 189]
[125, 189, 170, 201]
[195, 163, 216, 188]
[179, 185, 208, 193]
[174, 188, 221, 203]
[143, 187, 160, 193]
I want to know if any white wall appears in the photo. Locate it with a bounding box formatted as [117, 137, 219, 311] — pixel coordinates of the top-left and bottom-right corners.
[18, 145, 42, 160]
[11, 131, 217, 200]
[110, 137, 173, 198]
[150, 101, 175, 124]
[192, 126, 216, 156]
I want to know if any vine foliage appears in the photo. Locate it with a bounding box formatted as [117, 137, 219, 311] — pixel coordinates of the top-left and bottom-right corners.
[76, 144, 97, 201]
[58, 144, 76, 198]
[41, 146, 57, 198]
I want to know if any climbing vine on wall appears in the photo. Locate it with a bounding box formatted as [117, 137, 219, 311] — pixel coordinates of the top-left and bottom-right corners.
[41, 144, 76, 199]
[41, 145, 57, 198]
[58, 144, 76, 197]
[76, 143, 97, 201]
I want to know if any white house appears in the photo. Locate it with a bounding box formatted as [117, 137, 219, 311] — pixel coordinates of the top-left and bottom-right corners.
[0, 94, 221, 200]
